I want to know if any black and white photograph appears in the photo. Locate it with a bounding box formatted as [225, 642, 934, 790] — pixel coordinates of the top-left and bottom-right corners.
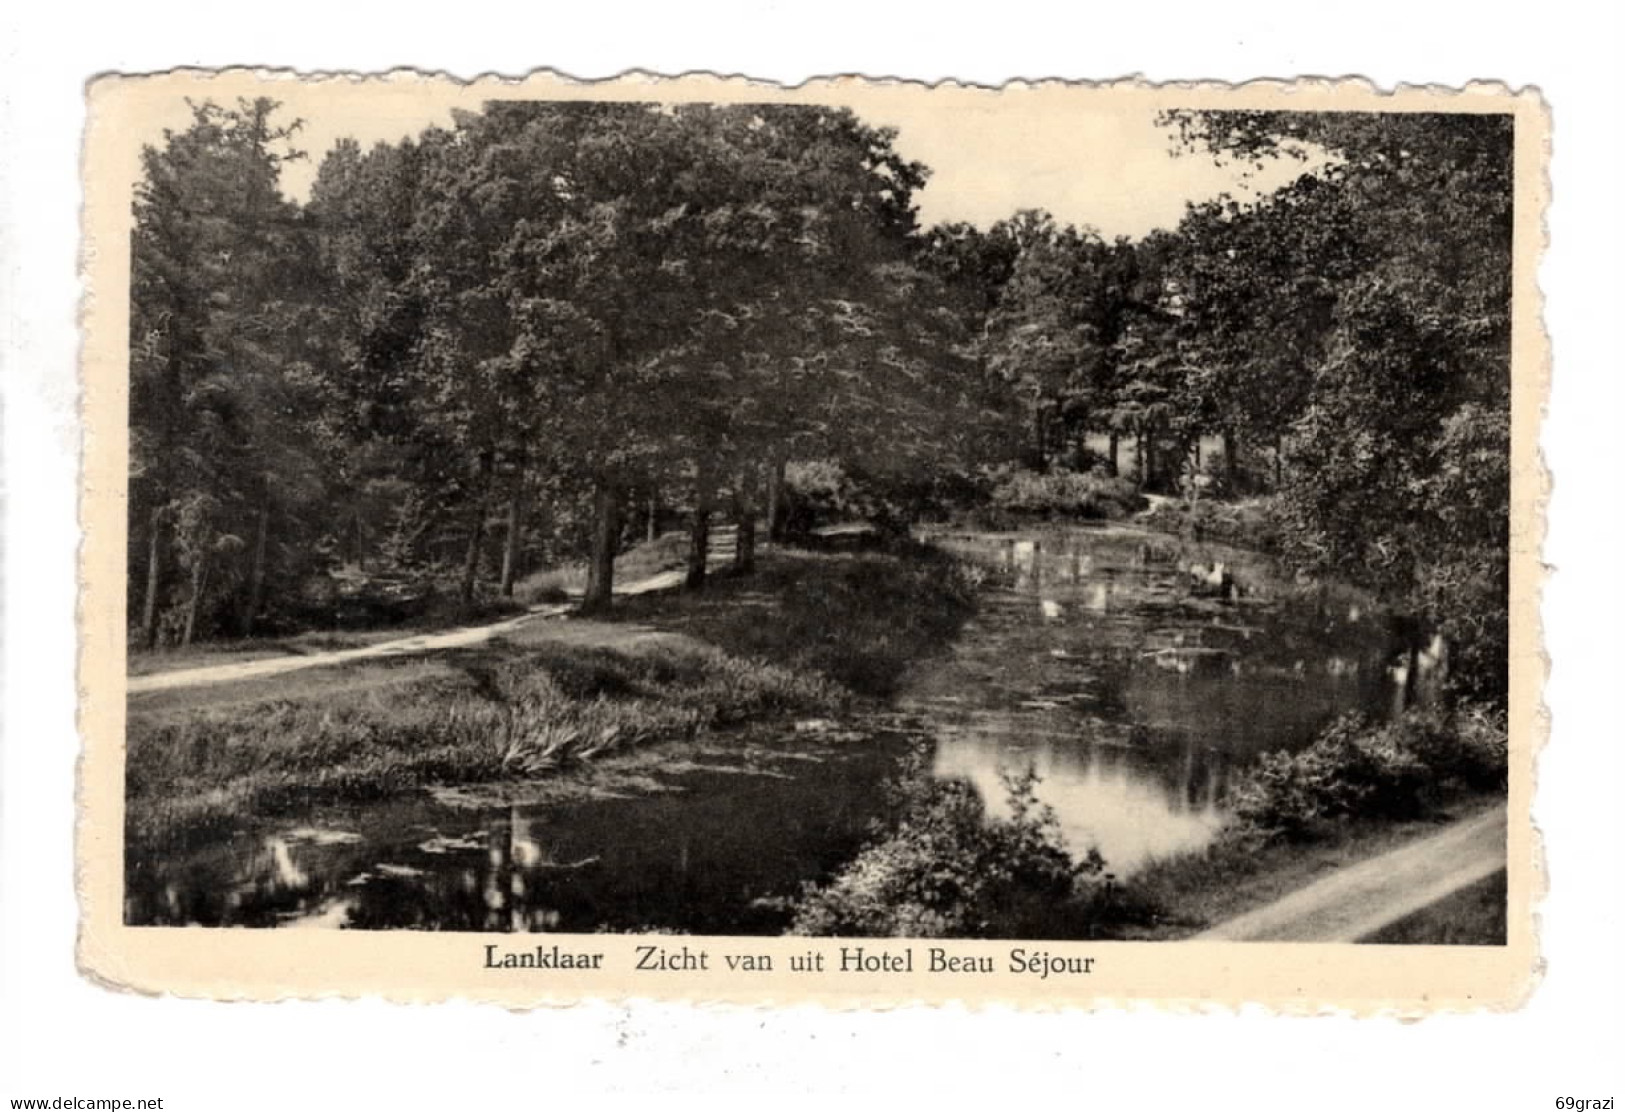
[106, 83, 1527, 952]
[6, 0, 1619, 1098]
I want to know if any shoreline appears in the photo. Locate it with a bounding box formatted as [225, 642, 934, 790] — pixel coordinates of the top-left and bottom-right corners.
[124, 525, 1504, 944]
[124, 541, 973, 854]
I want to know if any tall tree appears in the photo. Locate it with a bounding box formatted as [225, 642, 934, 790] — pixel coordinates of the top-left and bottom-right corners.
[1166, 109, 1514, 700]
[130, 98, 315, 646]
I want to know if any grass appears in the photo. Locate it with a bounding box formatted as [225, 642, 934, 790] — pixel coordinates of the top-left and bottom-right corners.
[129, 656, 457, 718]
[1362, 869, 1507, 945]
[1114, 806, 1495, 939]
[1101, 707, 1507, 939]
[126, 637, 836, 850]
[127, 530, 702, 676]
[512, 531, 694, 604]
[611, 542, 978, 698]
[126, 538, 975, 852]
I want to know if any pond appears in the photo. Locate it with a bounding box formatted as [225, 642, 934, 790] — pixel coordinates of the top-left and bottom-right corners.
[124, 524, 1402, 932]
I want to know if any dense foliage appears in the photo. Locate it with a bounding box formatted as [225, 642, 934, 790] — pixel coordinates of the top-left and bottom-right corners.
[1162, 111, 1514, 702]
[791, 763, 1111, 938]
[128, 100, 1512, 704]
[130, 98, 995, 642]
[1230, 706, 1509, 844]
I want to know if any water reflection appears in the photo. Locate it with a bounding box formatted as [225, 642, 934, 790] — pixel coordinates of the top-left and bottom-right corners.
[126, 524, 1405, 930]
[125, 736, 910, 931]
[932, 729, 1228, 870]
[915, 527, 1397, 873]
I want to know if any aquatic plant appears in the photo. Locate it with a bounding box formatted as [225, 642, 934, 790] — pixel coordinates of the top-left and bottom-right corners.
[127, 637, 839, 849]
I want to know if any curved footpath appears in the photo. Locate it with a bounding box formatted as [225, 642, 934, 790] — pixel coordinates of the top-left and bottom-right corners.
[129, 524, 1507, 945]
[126, 604, 573, 694]
[1193, 802, 1508, 943]
[129, 531, 742, 696]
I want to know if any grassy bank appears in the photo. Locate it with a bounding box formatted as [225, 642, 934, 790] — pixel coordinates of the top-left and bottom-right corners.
[1117, 802, 1502, 940]
[790, 706, 1508, 942]
[1119, 705, 1507, 940]
[511, 531, 694, 604]
[126, 542, 976, 851]
[1118, 704, 1505, 939]
[1137, 495, 1282, 553]
[611, 541, 978, 698]
[1363, 870, 1507, 945]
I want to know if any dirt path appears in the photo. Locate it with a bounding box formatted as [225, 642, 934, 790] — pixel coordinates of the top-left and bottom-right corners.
[1193, 802, 1508, 942]
[128, 531, 741, 695]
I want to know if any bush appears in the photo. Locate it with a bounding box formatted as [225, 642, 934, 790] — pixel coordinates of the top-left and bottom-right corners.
[791, 762, 1108, 938]
[1402, 703, 1509, 793]
[1140, 496, 1282, 553]
[982, 467, 1145, 522]
[614, 544, 978, 699]
[780, 459, 973, 537]
[1230, 706, 1509, 844]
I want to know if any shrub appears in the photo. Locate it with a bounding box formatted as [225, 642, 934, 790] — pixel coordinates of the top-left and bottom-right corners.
[985, 467, 1145, 522]
[1402, 703, 1509, 792]
[791, 762, 1107, 938]
[513, 576, 575, 606]
[781, 459, 972, 536]
[1140, 496, 1282, 553]
[782, 459, 885, 536]
[615, 545, 978, 699]
[1230, 706, 1509, 844]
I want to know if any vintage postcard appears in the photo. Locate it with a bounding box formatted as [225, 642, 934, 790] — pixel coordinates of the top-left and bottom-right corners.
[78, 71, 1546, 1010]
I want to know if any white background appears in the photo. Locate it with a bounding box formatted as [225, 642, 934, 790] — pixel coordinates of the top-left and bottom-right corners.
[2, 4, 1620, 1107]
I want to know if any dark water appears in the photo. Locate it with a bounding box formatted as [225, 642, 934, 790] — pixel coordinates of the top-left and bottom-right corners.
[914, 528, 1397, 870]
[124, 732, 914, 932]
[125, 525, 1402, 931]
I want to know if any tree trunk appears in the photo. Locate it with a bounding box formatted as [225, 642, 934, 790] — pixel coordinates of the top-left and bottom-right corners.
[140, 506, 164, 650]
[1274, 434, 1285, 489]
[1221, 429, 1238, 490]
[1404, 638, 1421, 709]
[733, 467, 756, 576]
[351, 509, 367, 572]
[241, 497, 270, 637]
[1134, 429, 1147, 490]
[499, 475, 523, 598]
[766, 449, 787, 545]
[646, 486, 659, 544]
[1107, 431, 1120, 478]
[736, 513, 756, 575]
[1185, 441, 1202, 509]
[460, 450, 494, 606]
[1031, 401, 1048, 470]
[181, 554, 209, 649]
[582, 477, 620, 612]
[686, 459, 714, 591]
[1387, 615, 1425, 710]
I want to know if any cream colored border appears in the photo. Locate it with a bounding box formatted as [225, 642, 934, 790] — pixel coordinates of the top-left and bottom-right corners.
[77, 70, 1548, 1012]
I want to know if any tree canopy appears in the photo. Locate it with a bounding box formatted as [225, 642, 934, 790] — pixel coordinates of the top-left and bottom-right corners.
[127, 100, 1512, 703]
